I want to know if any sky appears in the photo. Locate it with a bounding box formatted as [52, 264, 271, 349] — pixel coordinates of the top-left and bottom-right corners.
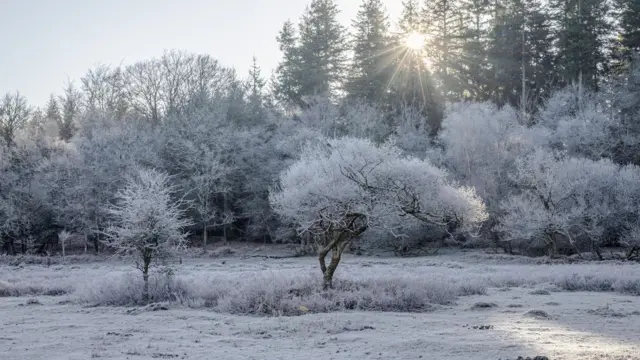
[1, 0, 403, 108]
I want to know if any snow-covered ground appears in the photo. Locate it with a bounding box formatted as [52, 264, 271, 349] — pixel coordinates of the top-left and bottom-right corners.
[1, 249, 639, 360]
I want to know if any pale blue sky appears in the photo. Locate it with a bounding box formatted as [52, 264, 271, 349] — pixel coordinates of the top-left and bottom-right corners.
[1, 0, 403, 107]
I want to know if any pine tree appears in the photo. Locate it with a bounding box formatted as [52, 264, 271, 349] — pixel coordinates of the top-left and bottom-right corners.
[274, 20, 302, 108]
[487, 0, 555, 109]
[551, 0, 611, 92]
[59, 82, 81, 141]
[423, 0, 467, 99]
[613, 0, 640, 65]
[346, 0, 393, 103]
[400, 0, 423, 34]
[388, 0, 444, 133]
[296, 0, 349, 101]
[247, 56, 266, 123]
[45, 94, 61, 123]
[457, 0, 491, 100]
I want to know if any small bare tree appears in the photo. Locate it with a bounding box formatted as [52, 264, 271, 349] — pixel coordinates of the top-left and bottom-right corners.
[103, 168, 192, 301]
[58, 230, 71, 259]
[0, 91, 30, 147]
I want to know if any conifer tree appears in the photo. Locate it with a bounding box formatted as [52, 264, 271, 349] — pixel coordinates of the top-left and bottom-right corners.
[613, 0, 640, 66]
[296, 0, 349, 101]
[388, 0, 444, 133]
[551, 0, 611, 91]
[487, 0, 554, 109]
[59, 82, 81, 141]
[247, 56, 266, 123]
[45, 94, 61, 124]
[274, 20, 302, 108]
[346, 0, 393, 103]
[423, 0, 467, 99]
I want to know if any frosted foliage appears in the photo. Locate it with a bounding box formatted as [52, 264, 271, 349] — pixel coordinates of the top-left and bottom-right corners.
[0, 147, 13, 235]
[393, 105, 431, 157]
[297, 95, 341, 137]
[341, 100, 391, 142]
[498, 149, 640, 253]
[438, 102, 536, 209]
[536, 90, 615, 159]
[103, 168, 192, 266]
[615, 166, 640, 249]
[270, 137, 487, 240]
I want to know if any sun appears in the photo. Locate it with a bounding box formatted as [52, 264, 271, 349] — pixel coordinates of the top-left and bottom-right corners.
[405, 31, 426, 51]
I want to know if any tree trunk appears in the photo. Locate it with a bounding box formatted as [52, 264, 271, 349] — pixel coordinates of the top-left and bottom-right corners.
[323, 246, 342, 290]
[203, 223, 208, 250]
[84, 234, 88, 254]
[546, 235, 558, 258]
[93, 235, 100, 254]
[626, 247, 638, 260]
[6, 238, 15, 255]
[318, 247, 329, 276]
[142, 271, 150, 303]
[61, 240, 66, 259]
[223, 193, 228, 245]
[142, 252, 152, 303]
[592, 242, 603, 260]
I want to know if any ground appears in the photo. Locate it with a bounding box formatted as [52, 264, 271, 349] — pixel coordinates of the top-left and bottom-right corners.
[1, 247, 639, 360]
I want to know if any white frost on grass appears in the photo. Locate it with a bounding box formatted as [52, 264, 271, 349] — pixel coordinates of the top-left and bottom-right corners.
[1, 287, 639, 360]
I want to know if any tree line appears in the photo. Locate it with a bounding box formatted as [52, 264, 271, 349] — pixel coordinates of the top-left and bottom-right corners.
[0, 0, 639, 261]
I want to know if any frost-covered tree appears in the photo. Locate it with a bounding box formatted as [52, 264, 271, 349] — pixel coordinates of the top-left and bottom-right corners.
[496, 150, 634, 257]
[125, 59, 165, 123]
[270, 137, 486, 288]
[103, 168, 192, 300]
[435, 102, 539, 241]
[536, 86, 618, 160]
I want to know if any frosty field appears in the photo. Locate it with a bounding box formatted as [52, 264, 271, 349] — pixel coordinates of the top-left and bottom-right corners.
[1, 249, 640, 360]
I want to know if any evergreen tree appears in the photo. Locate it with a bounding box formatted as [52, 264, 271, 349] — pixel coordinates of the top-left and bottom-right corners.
[346, 0, 393, 103]
[487, 0, 555, 109]
[389, 0, 444, 133]
[274, 20, 302, 109]
[457, 0, 491, 100]
[296, 0, 349, 101]
[59, 82, 81, 141]
[613, 0, 640, 65]
[247, 56, 266, 123]
[45, 94, 61, 123]
[423, 0, 467, 99]
[400, 0, 423, 34]
[551, 0, 611, 91]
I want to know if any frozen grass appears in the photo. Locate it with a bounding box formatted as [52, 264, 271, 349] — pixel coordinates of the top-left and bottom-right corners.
[0, 278, 74, 297]
[73, 270, 477, 315]
[2, 251, 640, 316]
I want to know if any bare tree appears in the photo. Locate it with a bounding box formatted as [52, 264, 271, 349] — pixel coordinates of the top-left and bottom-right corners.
[81, 64, 129, 117]
[0, 91, 30, 147]
[126, 60, 165, 124]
